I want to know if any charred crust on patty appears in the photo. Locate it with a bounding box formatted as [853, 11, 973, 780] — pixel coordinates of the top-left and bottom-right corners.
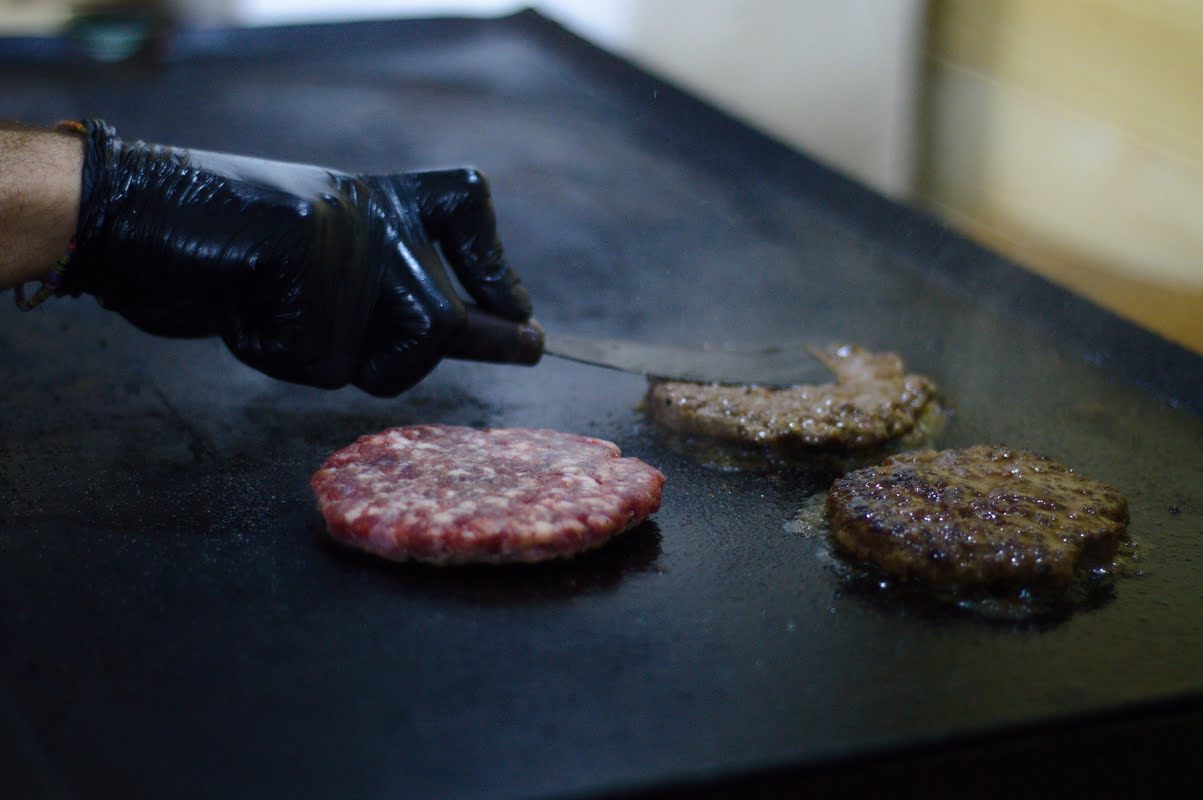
[825, 444, 1129, 591]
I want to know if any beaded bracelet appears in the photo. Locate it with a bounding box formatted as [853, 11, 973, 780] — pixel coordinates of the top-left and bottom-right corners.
[13, 120, 87, 311]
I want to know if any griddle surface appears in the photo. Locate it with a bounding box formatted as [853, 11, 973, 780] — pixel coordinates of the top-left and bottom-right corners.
[2, 13, 1201, 799]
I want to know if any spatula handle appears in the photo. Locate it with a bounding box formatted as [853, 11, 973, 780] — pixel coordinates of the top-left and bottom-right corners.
[445, 305, 545, 365]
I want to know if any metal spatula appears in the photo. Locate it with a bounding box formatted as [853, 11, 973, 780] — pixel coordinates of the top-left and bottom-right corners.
[448, 306, 834, 387]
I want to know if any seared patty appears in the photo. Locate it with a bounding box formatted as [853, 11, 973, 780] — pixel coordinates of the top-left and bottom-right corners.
[646, 345, 938, 450]
[826, 445, 1129, 590]
[311, 425, 665, 565]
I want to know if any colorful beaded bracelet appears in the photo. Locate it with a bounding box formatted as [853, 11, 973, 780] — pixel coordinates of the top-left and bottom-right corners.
[14, 120, 87, 312]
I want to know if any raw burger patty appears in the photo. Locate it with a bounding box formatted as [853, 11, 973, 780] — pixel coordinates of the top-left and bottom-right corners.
[310, 425, 665, 565]
[646, 345, 937, 449]
[826, 445, 1129, 590]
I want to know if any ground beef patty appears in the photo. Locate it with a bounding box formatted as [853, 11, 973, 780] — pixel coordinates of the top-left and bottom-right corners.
[826, 445, 1129, 590]
[646, 345, 937, 450]
[311, 425, 665, 565]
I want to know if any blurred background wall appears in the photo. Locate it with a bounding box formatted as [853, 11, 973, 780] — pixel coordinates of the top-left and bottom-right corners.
[2, 0, 1200, 352]
[917, 0, 1203, 355]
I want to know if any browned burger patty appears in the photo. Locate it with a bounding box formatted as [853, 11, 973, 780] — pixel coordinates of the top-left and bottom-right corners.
[646, 345, 938, 450]
[311, 425, 665, 565]
[826, 445, 1129, 590]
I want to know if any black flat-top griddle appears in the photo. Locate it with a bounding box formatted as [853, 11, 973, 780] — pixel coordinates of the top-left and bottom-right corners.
[2, 13, 1202, 800]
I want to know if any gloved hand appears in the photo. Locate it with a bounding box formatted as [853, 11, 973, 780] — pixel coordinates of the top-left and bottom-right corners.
[62, 119, 533, 396]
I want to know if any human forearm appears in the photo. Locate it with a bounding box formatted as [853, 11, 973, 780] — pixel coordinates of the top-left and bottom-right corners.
[0, 123, 84, 291]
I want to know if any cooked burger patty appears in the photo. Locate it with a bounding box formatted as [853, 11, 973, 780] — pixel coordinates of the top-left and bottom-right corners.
[646, 345, 938, 449]
[310, 425, 665, 565]
[826, 445, 1129, 590]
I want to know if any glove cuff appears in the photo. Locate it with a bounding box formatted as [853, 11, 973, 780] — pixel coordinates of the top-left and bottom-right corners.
[58, 117, 119, 298]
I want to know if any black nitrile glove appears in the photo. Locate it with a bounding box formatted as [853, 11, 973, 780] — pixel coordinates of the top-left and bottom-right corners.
[63, 119, 534, 396]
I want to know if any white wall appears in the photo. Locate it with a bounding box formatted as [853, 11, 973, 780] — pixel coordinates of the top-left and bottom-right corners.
[203, 1, 925, 195]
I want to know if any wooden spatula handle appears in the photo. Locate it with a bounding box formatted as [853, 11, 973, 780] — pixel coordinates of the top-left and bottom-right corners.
[445, 305, 545, 365]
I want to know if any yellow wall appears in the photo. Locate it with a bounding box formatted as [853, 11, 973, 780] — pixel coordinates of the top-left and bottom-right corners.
[918, 0, 1203, 352]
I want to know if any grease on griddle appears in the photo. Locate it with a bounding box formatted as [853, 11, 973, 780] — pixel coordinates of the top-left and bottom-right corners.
[781, 492, 828, 536]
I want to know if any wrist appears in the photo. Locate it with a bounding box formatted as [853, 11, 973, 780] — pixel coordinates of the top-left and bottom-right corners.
[0, 123, 84, 291]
